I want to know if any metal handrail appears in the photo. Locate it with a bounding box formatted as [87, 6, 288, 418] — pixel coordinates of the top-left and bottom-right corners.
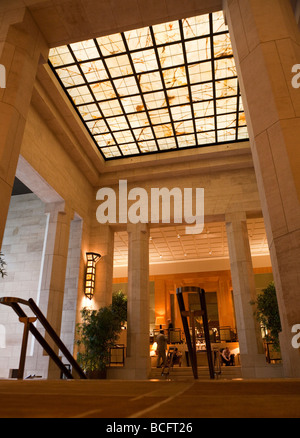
[0, 296, 86, 380]
[176, 286, 215, 380]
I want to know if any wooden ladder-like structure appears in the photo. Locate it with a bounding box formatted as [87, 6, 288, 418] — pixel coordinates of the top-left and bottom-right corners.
[0, 296, 86, 380]
[176, 286, 215, 380]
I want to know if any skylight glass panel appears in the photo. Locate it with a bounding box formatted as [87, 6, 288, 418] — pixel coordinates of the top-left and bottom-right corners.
[69, 40, 99, 62]
[96, 133, 116, 148]
[157, 43, 184, 69]
[140, 71, 163, 92]
[90, 81, 115, 101]
[50, 46, 74, 67]
[149, 108, 171, 125]
[127, 112, 149, 128]
[193, 101, 214, 118]
[68, 85, 92, 105]
[105, 54, 132, 77]
[183, 15, 210, 38]
[185, 38, 211, 63]
[153, 124, 173, 138]
[113, 77, 139, 96]
[139, 140, 158, 153]
[80, 60, 108, 82]
[163, 66, 187, 88]
[195, 117, 215, 133]
[171, 105, 192, 121]
[131, 49, 158, 72]
[134, 126, 154, 141]
[157, 137, 177, 150]
[152, 20, 181, 45]
[86, 119, 108, 135]
[175, 120, 194, 134]
[143, 91, 166, 110]
[188, 62, 212, 84]
[78, 104, 101, 120]
[96, 34, 125, 56]
[49, 11, 249, 160]
[125, 27, 153, 50]
[177, 134, 196, 148]
[120, 143, 140, 155]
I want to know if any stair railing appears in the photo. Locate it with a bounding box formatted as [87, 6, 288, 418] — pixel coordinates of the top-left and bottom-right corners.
[0, 296, 86, 380]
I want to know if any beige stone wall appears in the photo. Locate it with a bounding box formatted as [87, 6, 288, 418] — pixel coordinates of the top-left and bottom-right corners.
[0, 195, 84, 378]
[20, 105, 94, 221]
[0, 194, 47, 377]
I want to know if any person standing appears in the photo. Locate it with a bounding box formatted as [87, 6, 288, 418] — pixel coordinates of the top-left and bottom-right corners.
[167, 318, 174, 342]
[156, 330, 167, 368]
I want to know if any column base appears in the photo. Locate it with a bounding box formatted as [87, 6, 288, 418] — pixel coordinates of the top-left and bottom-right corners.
[240, 354, 283, 379]
[107, 357, 151, 380]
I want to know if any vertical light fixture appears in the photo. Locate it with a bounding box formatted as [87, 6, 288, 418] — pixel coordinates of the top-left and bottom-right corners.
[84, 252, 101, 300]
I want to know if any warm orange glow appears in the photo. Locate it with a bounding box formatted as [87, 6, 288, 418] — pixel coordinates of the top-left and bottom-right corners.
[84, 252, 101, 300]
[155, 316, 165, 326]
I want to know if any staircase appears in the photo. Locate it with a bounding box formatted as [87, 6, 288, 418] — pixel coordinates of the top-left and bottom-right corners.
[149, 366, 242, 381]
[0, 296, 86, 380]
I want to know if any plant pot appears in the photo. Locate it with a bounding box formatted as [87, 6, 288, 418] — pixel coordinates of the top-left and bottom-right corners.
[86, 369, 107, 379]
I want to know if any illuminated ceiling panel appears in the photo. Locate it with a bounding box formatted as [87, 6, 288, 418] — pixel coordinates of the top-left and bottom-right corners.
[49, 12, 249, 160]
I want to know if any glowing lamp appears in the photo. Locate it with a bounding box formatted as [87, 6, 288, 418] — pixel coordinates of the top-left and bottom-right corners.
[84, 252, 101, 300]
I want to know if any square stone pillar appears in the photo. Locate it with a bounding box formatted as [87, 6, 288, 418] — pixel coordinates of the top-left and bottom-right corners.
[88, 224, 114, 309]
[125, 223, 150, 380]
[38, 202, 73, 378]
[0, 8, 47, 248]
[226, 212, 274, 378]
[224, 0, 300, 377]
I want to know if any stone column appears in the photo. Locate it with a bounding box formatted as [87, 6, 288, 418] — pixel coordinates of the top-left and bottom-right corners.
[126, 223, 150, 380]
[38, 202, 73, 378]
[226, 212, 272, 378]
[89, 224, 114, 309]
[224, 0, 300, 377]
[0, 8, 47, 248]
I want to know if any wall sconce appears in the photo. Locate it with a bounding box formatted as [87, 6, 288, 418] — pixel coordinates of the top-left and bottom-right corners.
[84, 252, 101, 300]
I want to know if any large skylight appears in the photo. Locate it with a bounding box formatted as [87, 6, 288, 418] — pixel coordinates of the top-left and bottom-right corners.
[49, 11, 248, 160]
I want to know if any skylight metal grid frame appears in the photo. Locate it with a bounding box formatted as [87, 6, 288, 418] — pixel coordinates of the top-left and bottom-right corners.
[48, 12, 249, 161]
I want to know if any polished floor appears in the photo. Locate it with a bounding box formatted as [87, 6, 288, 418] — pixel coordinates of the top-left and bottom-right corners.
[0, 377, 300, 418]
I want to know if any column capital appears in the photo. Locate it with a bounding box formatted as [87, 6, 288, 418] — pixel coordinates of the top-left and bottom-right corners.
[127, 222, 149, 234]
[45, 201, 74, 222]
[225, 211, 247, 223]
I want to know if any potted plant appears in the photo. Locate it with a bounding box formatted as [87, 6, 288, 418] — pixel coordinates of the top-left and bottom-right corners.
[76, 291, 127, 378]
[251, 281, 282, 352]
[111, 290, 127, 326]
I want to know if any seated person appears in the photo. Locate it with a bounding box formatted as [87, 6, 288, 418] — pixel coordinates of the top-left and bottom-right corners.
[221, 347, 235, 366]
[172, 348, 182, 367]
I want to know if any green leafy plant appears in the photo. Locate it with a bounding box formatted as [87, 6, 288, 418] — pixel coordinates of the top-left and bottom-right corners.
[252, 281, 282, 351]
[76, 291, 127, 375]
[112, 290, 127, 326]
[0, 253, 7, 278]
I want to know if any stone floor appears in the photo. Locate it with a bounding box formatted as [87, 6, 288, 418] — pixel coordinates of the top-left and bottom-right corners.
[0, 376, 300, 418]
